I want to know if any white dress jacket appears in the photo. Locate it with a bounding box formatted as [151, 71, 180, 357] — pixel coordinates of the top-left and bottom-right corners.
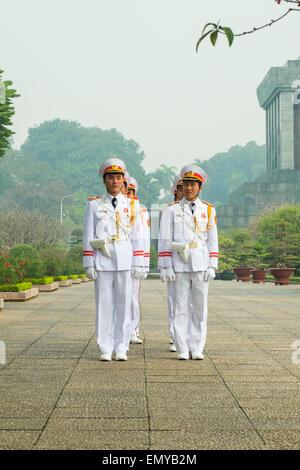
[158, 197, 219, 272]
[83, 193, 145, 271]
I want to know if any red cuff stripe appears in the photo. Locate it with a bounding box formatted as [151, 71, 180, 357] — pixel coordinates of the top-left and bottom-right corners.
[83, 254, 94, 256]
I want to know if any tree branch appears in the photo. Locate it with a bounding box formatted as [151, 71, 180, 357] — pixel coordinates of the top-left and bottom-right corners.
[234, 8, 300, 37]
[197, 3, 300, 49]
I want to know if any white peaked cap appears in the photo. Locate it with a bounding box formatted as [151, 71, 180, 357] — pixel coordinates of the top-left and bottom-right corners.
[171, 174, 183, 195]
[124, 170, 130, 184]
[180, 164, 207, 185]
[99, 157, 126, 177]
[128, 176, 138, 194]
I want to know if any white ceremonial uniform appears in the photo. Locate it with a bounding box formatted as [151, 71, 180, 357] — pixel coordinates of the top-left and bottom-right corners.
[83, 192, 144, 354]
[131, 206, 150, 337]
[158, 197, 218, 355]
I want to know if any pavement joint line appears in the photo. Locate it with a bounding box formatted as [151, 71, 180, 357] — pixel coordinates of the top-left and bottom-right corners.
[204, 351, 267, 446]
[32, 330, 96, 448]
[210, 303, 298, 345]
[2, 281, 300, 449]
[212, 296, 299, 338]
[0, 290, 92, 371]
[139, 308, 151, 451]
[214, 314, 300, 384]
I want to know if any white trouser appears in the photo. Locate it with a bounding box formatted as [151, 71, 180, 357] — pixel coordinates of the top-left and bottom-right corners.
[167, 281, 192, 342]
[173, 272, 209, 354]
[167, 281, 175, 340]
[131, 278, 141, 336]
[95, 270, 133, 354]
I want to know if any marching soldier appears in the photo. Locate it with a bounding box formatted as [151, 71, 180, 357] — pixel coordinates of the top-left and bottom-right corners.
[83, 158, 145, 362]
[127, 176, 150, 344]
[158, 164, 218, 360]
[167, 175, 183, 353]
[121, 170, 130, 195]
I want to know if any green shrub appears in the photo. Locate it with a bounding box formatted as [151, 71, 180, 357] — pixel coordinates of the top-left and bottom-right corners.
[39, 246, 66, 277]
[65, 244, 82, 263]
[150, 245, 158, 269]
[79, 274, 86, 278]
[22, 258, 44, 280]
[30, 277, 54, 285]
[61, 259, 83, 276]
[0, 253, 25, 285]
[53, 276, 68, 281]
[68, 275, 78, 279]
[9, 244, 39, 261]
[0, 282, 32, 292]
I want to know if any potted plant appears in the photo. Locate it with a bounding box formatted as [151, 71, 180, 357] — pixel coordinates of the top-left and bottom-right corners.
[258, 207, 298, 286]
[217, 234, 236, 280]
[232, 231, 255, 282]
[250, 243, 268, 283]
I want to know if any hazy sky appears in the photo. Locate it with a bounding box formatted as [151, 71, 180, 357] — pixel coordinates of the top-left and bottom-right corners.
[1, 0, 300, 173]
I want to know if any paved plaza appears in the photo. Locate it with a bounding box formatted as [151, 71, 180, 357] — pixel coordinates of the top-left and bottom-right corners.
[0, 279, 300, 450]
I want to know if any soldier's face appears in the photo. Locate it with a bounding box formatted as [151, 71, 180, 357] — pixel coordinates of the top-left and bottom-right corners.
[183, 180, 201, 201]
[104, 173, 124, 195]
[127, 188, 135, 198]
[121, 183, 127, 195]
[175, 185, 183, 201]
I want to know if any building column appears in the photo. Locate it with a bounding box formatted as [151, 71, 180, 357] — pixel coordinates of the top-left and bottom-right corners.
[280, 91, 295, 169]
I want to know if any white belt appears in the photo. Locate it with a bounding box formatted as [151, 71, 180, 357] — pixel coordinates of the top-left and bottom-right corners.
[107, 234, 128, 243]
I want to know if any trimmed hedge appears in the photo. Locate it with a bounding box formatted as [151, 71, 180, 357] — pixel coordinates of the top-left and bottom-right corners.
[30, 277, 54, 285]
[53, 276, 68, 281]
[265, 275, 300, 283]
[68, 275, 79, 279]
[79, 274, 86, 278]
[0, 282, 32, 292]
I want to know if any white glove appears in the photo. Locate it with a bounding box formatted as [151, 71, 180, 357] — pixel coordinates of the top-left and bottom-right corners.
[165, 267, 176, 282]
[86, 267, 97, 280]
[204, 267, 216, 281]
[160, 268, 166, 282]
[131, 266, 143, 280]
[141, 268, 148, 280]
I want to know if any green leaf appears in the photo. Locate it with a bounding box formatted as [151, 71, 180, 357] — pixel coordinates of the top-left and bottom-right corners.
[201, 22, 218, 34]
[210, 30, 218, 46]
[220, 26, 234, 46]
[196, 30, 214, 51]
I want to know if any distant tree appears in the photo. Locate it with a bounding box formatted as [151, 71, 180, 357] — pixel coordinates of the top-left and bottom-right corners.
[1, 180, 72, 218]
[0, 69, 19, 158]
[18, 119, 178, 210]
[195, 141, 265, 205]
[196, 1, 300, 50]
[147, 164, 177, 200]
[0, 209, 63, 248]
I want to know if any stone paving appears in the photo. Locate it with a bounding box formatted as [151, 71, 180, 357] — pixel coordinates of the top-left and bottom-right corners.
[0, 279, 300, 450]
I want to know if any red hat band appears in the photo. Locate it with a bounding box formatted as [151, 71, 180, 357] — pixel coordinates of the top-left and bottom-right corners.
[104, 164, 124, 175]
[183, 171, 203, 183]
